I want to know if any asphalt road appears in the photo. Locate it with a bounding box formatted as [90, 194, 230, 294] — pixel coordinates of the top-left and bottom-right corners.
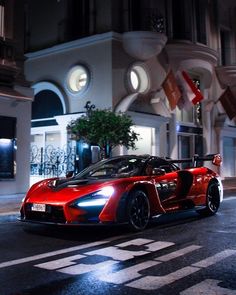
[0, 195, 236, 295]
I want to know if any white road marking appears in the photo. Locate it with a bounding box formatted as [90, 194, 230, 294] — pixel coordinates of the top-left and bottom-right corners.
[126, 266, 199, 290]
[144, 241, 175, 252]
[85, 246, 148, 261]
[35, 254, 85, 270]
[126, 249, 236, 290]
[35, 239, 173, 277]
[0, 240, 110, 269]
[192, 249, 236, 268]
[85, 240, 174, 261]
[116, 238, 153, 247]
[99, 260, 160, 284]
[58, 260, 119, 275]
[180, 279, 236, 295]
[155, 245, 202, 262]
[99, 245, 201, 284]
[2, 234, 235, 293]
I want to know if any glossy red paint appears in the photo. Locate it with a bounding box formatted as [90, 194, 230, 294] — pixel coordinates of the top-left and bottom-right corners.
[20, 155, 223, 231]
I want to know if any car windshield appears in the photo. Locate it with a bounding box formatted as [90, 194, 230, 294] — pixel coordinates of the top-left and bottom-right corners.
[74, 156, 148, 179]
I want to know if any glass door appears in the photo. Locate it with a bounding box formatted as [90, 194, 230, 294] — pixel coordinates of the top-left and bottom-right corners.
[223, 137, 236, 177]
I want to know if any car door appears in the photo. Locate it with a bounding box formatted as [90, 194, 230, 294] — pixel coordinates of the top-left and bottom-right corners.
[146, 158, 178, 204]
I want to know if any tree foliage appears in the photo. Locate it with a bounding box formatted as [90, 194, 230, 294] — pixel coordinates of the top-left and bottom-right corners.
[67, 109, 139, 158]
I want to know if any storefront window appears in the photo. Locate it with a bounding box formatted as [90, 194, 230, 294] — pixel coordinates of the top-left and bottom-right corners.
[0, 116, 16, 179]
[128, 126, 154, 155]
[45, 132, 61, 148]
[223, 137, 236, 177]
[176, 107, 194, 123]
[178, 133, 203, 168]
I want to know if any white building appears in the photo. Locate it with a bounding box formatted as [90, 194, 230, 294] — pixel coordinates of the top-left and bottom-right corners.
[2, 0, 236, 197]
[0, 0, 33, 195]
[24, 0, 236, 180]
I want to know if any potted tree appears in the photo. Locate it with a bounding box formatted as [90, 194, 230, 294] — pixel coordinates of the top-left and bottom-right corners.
[67, 102, 139, 159]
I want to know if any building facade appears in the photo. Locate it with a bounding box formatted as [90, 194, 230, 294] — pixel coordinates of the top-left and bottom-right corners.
[0, 0, 33, 195]
[3, 0, 236, 196]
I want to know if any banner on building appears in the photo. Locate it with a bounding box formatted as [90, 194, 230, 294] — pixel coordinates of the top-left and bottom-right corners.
[218, 87, 236, 120]
[162, 70, 181, 110]
[177, 71, 203, 109]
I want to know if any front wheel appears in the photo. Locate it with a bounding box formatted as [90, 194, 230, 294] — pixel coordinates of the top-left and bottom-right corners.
[197, 181, 220, 216]
[127, 190, 150, 231]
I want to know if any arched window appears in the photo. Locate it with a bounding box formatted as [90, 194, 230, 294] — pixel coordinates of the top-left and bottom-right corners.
[32, 90, 63, 120]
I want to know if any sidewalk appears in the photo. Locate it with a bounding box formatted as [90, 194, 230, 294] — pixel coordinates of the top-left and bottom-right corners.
[0, 179, 236, 216]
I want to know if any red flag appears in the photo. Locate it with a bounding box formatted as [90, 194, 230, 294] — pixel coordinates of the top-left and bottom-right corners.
[219, 87, 236, 120]
[162, 70, 181, 110]
[178, 71, 203, 106]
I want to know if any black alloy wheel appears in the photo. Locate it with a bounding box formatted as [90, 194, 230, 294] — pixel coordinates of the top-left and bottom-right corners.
[127, 190, 150, 231]
[197, 181, 220, 216]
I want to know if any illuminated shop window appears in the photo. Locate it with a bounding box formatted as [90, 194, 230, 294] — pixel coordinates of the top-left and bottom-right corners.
[127, 126, 154, 155]
[129, 64, 149, 93]
[67, 65, 89, 93]
[0, 116, 16, 179]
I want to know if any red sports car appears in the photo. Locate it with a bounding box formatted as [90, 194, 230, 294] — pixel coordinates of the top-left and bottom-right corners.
[20, 154, 223, 231]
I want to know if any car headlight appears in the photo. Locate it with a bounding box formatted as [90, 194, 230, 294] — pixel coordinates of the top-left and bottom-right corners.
[72, 186, 115, 208]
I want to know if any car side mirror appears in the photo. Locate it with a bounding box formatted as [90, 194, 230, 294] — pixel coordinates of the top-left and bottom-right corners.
[152, 168, 166, 176]
[212, 154, 222, 166]
[66, 171, 74, 178]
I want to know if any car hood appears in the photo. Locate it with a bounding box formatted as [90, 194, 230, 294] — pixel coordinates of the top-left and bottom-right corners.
[24, 177, 128, 205]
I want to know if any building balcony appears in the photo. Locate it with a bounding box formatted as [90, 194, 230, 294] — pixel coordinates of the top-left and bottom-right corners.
[122, 31, 167, 60]
[165, 41, 219, 88]
[215, 65, 236, 87]
[166, 41, 218, 66]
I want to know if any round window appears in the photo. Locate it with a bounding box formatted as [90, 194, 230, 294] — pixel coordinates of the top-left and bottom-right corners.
[67, 65, 89, 93]
[130, 70, 140, 91]
[129, 64, 149, 93]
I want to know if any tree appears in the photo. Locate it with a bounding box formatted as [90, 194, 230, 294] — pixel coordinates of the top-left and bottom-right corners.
[67, 107, 139, 158]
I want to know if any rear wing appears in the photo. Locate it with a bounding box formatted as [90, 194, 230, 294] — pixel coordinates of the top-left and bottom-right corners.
[168, 154, 222, 168]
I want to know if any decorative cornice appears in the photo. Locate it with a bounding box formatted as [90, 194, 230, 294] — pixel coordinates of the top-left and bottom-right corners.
[166, 41, 218, 66]
[216, 66, 236, 87]
[25, 32, 122, 60]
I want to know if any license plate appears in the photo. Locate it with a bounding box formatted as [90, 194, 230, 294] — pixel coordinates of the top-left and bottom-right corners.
[31, 203, 46, 212]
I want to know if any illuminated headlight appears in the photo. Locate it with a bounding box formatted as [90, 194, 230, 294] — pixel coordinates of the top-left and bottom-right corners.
[73, 186, 115, 208]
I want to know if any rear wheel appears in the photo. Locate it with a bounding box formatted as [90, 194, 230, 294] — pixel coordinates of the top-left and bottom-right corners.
[197, 181, 220, 216]
[127, 190, 150, 231]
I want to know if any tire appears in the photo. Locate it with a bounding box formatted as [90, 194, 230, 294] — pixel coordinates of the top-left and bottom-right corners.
[127, 190, 150, 231]
[197, 181, 220, 216]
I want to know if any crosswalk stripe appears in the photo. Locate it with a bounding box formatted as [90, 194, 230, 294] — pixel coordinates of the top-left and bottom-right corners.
[155, 245, 202, 262]
[100, 245, 201, 284]
[180, 279, 236, 295]
[0, 240, 111, 269]
[125, 249, 236, 290]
